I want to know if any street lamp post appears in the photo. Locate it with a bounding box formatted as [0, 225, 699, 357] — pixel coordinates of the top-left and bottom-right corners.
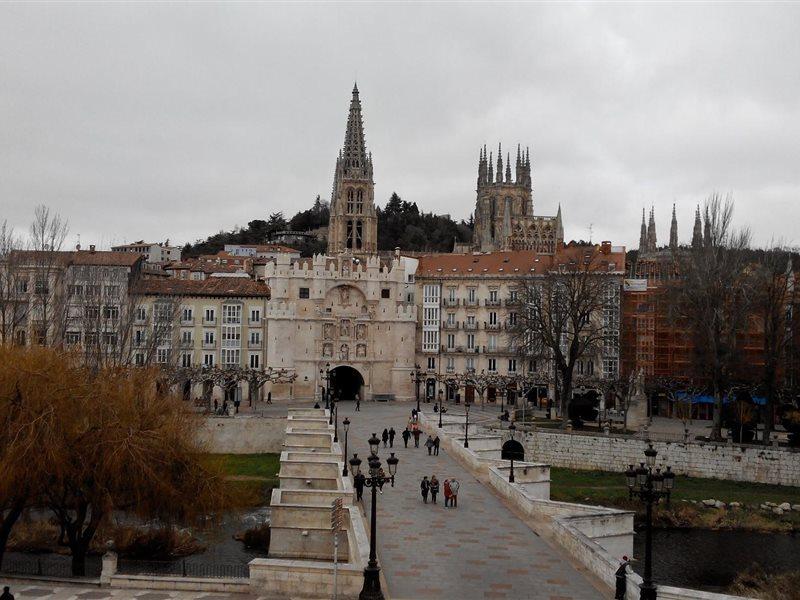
[342, 417, 350, 476]
[319, 362, 331, 409]
[410, 364, 424, 413]
[329, 397, 335, 426]
[623, 443, 676, 600]
[354, 434, 399, 600]
[438, 389, 445, 428]
[464, 401, 470, 448]
[508, 422, 516, 483]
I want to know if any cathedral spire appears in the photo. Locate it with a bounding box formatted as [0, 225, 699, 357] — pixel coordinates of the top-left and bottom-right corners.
[647, 207, 657, 252]
[703, 205, 712, 247]
[488, 151, 494, 183]
[341, 82, 369, 178]
[477, 147, 486, 188]
[515, 144, 521, 183]
[669, 203, 678, 249]
[496, 143, 503, 183]
[505, 152, 512, 183]
[639, 208, 648, 252]
[691, 205, 703, 249]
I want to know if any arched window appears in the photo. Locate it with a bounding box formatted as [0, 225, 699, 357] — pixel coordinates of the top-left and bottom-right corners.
[347, 189, 355, 213]
[346, 220, 354, 249]
[356, 221, 363, 249]
[355, 189, 364, 214]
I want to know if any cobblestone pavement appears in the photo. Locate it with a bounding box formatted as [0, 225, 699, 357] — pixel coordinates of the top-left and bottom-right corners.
[0, 582, 265, 599]
[339, 400, 606, 600]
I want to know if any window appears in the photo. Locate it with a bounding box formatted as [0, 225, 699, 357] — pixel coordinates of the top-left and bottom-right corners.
[447, 287, 456, 301]
[203, 353, 215, 367]
[65, 331, 81, 345]
[104, 285, 120, 297]
[134, 353, 144, 366]
[422, 330, 439, 352]
[249, 353, 260, 369]
[466, 315, 476, 328]
[423, 284, 439, 303]
[487, 334, 497, 351]
[467, 334, 475, 350]
[86, 285, 101, 297]
[508, 359, 517, 373]
[204, 308, 215, 323]
[156, 348, 169, 364]
[299, 287, 310, 299]
[468, 288, 476, 303]
[182, 330, 192, 344]
[250, 308, 261, 323]
[250, 331, 261, 345]
[181, 352, 192, 368]
[204, 331, 215, 344]
[588, 360, 594, 375]
[446, 333, 455, 349]
[427, 357, 436, 370]
[381, 288, 391, 299]
[222, 304, 241, 324]
[508, 312, 517, 326]
[85, 306, 100, 319]
[135, 330, 145, 345]
[69, 285, 83, 297]
[155, 303, 172, 322]
[182, 307, 193, 322]
[103, 305, 119, 320]
[16, 279, 28, 294]
[222, 326, 241, 347]
[488, 358, 497, 372]
[34, 278, 48, 295]
[603, 358, 619, 378]
[489, 312, 498, 325]
[509, 289, 518, 303]
[489, 290, 498, 302]
[221, 348, 240, 366]
[466, 357, 475, 372]
[135, 307, 146, 322]
[103, 332, 117, 347]
[447, 313, 455, 325]
[446, 357, 455, 371]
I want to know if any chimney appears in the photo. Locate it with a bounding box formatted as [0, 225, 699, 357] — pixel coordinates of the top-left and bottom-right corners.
[89, 244, 96, 253]
[600, 241, 611, 255]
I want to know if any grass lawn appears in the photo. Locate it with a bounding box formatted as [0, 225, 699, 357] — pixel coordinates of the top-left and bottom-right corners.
[204, 453, 281, 508]
[551, 467, 800, 506]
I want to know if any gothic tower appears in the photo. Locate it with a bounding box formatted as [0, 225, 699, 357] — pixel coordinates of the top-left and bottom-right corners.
[646, 207, 657, 252]
[327, 84, 378, 255]
[669, 203, 678, 250]
[638, 208, 647, 252]
[691, 206, 703, 249]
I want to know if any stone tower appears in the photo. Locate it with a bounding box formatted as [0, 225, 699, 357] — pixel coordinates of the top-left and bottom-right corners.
[327, 84, 378, 256]
[472, 144, 562, 253]
[691, 206, 703, 249]
[669, 203, 678, 250]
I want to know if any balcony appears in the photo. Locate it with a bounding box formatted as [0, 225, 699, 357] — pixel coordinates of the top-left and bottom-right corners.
[463, 321, 478, 331]
[446, 366, 455, 373]
[248, 318, 262, 327]
[202, 318, 217, 326]
[464, 299, 479, 308]
[484, 299, 501, 307]
[248, 339, 263, 349]
[442, 298, 460, 308]
[468, 346, 479, 354]
[179, 340, 194, 349]
[485, 322, 501, 331]
[202, 341, 216, 349]
[180, 318, 195, 327]
[504, 297, 520, 307]
[442, 321, 460, 330]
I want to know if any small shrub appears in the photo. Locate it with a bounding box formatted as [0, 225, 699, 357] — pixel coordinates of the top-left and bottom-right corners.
[114, 526, 205, 559]
[236, 523, 271, 552]
[729, 564, 800, 600]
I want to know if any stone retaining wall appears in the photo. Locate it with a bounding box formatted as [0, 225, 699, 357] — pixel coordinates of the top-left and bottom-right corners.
[525, 429, 800, 486]
[197, 416, 286, 453]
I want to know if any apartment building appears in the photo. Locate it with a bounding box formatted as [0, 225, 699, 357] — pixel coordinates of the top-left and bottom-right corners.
[130, 277, 271, 402]
[111, 240, 182, 264]
[414, 243, 625, 403]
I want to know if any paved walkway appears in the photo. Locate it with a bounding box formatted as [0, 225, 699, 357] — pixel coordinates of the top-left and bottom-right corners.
[338, 401, 606, 600]
[0, 582, 262, 599]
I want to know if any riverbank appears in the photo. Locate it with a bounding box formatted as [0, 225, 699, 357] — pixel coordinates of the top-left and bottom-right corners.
[551, 466, 800, 531]
[206, 452, 280, 508]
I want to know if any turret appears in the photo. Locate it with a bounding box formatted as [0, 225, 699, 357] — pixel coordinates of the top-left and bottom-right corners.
[691, 205, 703, 249]
[505, 152, 512, 183]
[669, 203, 678, 250]
[496, 144, 503, 183]
[647, 207, 657, 252]
[638, 208, 648, 252]
[488, 151, 494, 183]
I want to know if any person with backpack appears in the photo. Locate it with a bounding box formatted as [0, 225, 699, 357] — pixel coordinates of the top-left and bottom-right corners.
[420, 476, 430, 503]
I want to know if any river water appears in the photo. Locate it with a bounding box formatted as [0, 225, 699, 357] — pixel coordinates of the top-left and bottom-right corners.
[633, 529, 800, 592]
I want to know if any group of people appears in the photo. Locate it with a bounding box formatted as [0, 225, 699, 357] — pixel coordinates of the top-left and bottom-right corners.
[420, 475, 460, 507]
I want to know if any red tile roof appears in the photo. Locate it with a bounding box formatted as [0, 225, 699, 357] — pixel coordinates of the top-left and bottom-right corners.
[131, 277, 270, 298]
[10, 249, 143, 268]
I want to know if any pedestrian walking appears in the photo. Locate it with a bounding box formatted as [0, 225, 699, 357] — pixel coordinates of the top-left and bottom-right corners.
[388, 427, 396, 448]
[382, 428, 389, 448]
[449, 478, 460, 508]
[411, 407, 418, 420]
[213, 398, 218, 413]
[402, 427, 411, 448]
[413, 428, 421, 448]
[267, 391, 272, 404]
[355, 393, 361, 411]
[444, 479, 452, 507]
[425, 435, 435, 455]
[430, 475, 440, 504]
[615, 556, 630, 600]
[354, 472, 365, 502]
[0, 586, 14, 600]
[433, 435, 440, 456]
[420, 476, 430, 503]
[234, 398, 241, 414]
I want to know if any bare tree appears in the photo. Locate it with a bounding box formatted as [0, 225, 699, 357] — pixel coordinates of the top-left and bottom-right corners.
[751, 246, 794, 444]
[510, 248, 619, 428]
[668, 194, 752, 440]
[0, 221, 26, 343]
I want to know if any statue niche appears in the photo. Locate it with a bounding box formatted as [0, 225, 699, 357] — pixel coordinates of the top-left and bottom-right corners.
[323, 343, 333, 358]
[356, 344, 367, 358]
[340, 319, 351, 337]
[323, 323, 334, 340]
[356, 323, 367, 340]
[340, 344, 349, 360]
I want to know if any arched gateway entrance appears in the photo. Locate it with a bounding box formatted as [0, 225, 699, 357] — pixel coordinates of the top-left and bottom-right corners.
[330, 366, 364, 401]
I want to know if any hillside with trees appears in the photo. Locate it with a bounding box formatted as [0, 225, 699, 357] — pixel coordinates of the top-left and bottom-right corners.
[182, 193, 472, 258]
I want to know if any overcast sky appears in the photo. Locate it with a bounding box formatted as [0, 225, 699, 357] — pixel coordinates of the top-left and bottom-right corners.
[2, 2, 799, 251]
